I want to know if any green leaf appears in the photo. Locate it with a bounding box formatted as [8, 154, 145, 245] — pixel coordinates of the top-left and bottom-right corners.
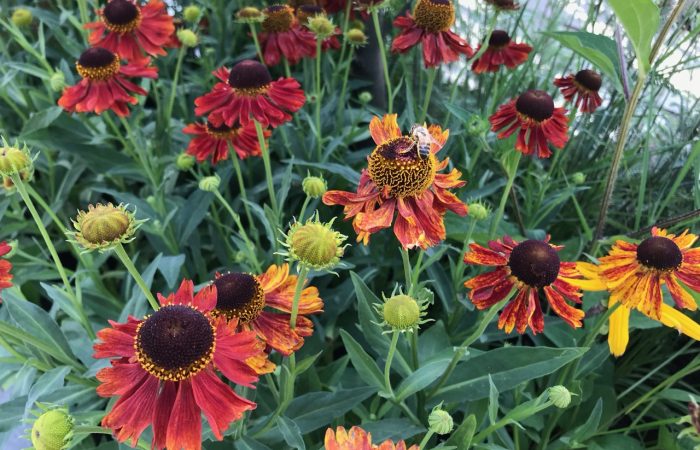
[606, 0, 660, 76]
[285, 387, 377, 433]
[236, 436, 273, 450]
[544, 31, 623, 93]
[278, 416, 306, 450]
[434, 347, 586, 402]
[572, 398, 603, 442]
[488, 375, 499, 425]
[339, 329, 385, 391]
[445, 414, 477, 450]
[395, 358, 450, 402]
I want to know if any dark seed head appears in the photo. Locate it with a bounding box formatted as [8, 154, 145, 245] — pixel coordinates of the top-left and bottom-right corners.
[489, 29, 511, 47]
[430, 0, 452, 4]
[299, 5, 323, 13]
[228, 60, 272, 90]
[78, 47, 116, 68]
[515, 90, 554, 121]
[575, 69, 602, 92]
[508, 240, 560, 288]
[138, 305, 213, 371]
[636, 236, 682, 270]
[104, 0, 139, 25]
[206, 120, 233, 133]
[266, 5, 287, 12]
[213, 272, 265, 323]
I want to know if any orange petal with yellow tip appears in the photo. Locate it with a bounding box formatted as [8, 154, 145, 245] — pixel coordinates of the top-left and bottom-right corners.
[369, 114, 401, 146]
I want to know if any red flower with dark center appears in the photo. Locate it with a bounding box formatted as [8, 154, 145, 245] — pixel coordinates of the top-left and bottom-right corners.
[194, 59, 306, 128]
[85, 0, 176, 62]
[183, 121, 270, 165]
[212, 264, 323, 357]
[471, 30, 532, 73]
[464, 236, 585, 334]
[0, 241, 12, 303]
[321, 0, 348, 14]
[58, 47, 157, 117]
[94, 280, 268, 450]
[323, 115, 468, 249]
[391, 0, 474, 68]
[297, 5, 341, 51]
[489, 89, 569, 158]
[554, 69, 603, 113]
[258, 5, 317, 66]
[484, 0, 520, 10]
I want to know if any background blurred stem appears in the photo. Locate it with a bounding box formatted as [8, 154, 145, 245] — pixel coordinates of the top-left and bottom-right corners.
[164, 46, 186, 127]
[489, 151, 521, 237]
[249, 24, 264, 62]
[315, 38, 324, 160]
[371, 8, 393, 114]
[289, 264, 310, 329]
[419, 67, 437, 123]
[212, 189, 261, 273]
[113, 243, 159, 311]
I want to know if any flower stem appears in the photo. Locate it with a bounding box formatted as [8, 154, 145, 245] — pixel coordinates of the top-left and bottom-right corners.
[418, 430, 435, 450]
[289, 264, 310, 329]
[249, 24, 264, 63]
[384, 330, 400, 396]
[371, 8, 393, 113]
[400, 247, 413, 295]
[489, 150, 521, 237]
[212, 190, 262, 273]
[253, 119, 279, 217]
[315, 38, 324, 160]
[418, 67, 437, 123]
[336, 46, 355, 127]
[454, 217, 478, 289]
[229, 144, 258, 246]
[113, 243, 160, 311]
[298, 195, 311, 222]
[164, 46, 186, 127]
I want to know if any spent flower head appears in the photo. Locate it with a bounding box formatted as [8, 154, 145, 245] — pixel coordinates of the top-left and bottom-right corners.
[69, 203, 144, 252]
[346, 28, 368, 47]
[280, 212, 348, 272]
[236, 6, 265, 23]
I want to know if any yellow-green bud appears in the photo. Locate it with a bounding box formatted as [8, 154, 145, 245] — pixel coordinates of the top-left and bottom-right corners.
[571, 172, 586, 185]
[282, 213, 347, 271]
[71, 203, 142, 252]
[49, 71, 65, 92]
[0, 140, 33, 177]
[349, 19, 365, 31]
[302, 175, 327, 198]
[236, 6, 264, 23]
[346, 28, 368, 46]
[176, 153, 196, 171]
[383, 294, 420, 331]
[358, 91, 373, 104]
[199, 175, 221, 192]
[549, 385, 571, 408]
[176, 29, 198, 47]
[12, 8, 33, 27]
[308, 15, 335, 38]
[428, 406, 454, 435]
[183, 5, 201, 22]
[468, 202, 489, 221]
[466, 114, 489, 136]
[30, 408, 74, 450]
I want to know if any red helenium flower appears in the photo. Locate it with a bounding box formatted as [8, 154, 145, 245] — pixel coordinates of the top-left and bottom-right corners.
[183, 121, 269, 165]
[58, 47, 157, 117]
[471, 30, 532, 73]
[391, 0, 473, 68]
[212, 264, 323, 357]
[489, 89, 569, 158]
[94, 280, 268, 450]
[323, 114, 468, 250]
[464, 236, 585, 334]
[85, 0, 176, 62]
[258, 5, 317, 66]
[194, 60, 306, 128]
[0, 241, 13, 303]
[554, 69, 603, 113]
[325, 426, 419, 450]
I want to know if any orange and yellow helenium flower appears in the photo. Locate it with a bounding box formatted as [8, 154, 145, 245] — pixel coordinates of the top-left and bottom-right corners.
[323, 114, 467, 249]
[325, 426, 419, 450]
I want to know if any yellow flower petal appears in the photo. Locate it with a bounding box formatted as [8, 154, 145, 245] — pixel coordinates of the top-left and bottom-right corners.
[608, 298, 630, 357]
[658, 304, 700, 341]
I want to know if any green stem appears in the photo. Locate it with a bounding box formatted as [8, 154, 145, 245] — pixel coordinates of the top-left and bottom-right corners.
[454, 218, 478, 289]
[474, 401, 553, 443]
[229, 148, 259, 247]
[418, 67, 437, 123]
[489, 151, 521, 237]
[164, 46, 186, 127]
[254, 119, 279, 216]
[212, 190, 262, 273]
[289, 265, 310, 329]
[400, 247, 413, 294]
[384, 330, 400, 396]
[371, 8, 393, 113]
[336, 47, 355, 127]
[119, 116, 158, 190]
[418, 430, 435, 449]
[113, 243, 159, 311]
[76, 0, 89, 26]
[315, 38, 324, 160]
[249, 23, 264, 63]
[299, 195, 311, 222]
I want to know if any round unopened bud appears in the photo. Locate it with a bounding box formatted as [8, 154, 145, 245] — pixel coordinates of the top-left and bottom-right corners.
[571, 172, 586, 185]
[468, 202, 489, 221]
[183, 5, 201, 22]
[49, 71, 65, 92]
[302, 175, 327, 198]
[383, 294, 421, 331]
[428, 407, 454, 435]
[71, 203, 141, 251]
[308, 15, 335, 38]
[346, 28, 368, 46]
[236, 6, 264, 23]
[146, 195, 157, 208]
[358, 91, 373, 104]
[549, 385, 571, 408]
[12, 8, 33, 27]
[349, 19, 365, 31]
[466, 114, 489, 137]
[176, 153, 196, 171]
[0, 142, 33, 177]
[30, 408, 73, 450]
[199, 175, 221, 192]
[176, 29, 198, 47]
[283, 213, 347, 271]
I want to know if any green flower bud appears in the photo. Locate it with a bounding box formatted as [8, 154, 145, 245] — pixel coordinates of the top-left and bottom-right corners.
[282, 212, 347, 271]
[12, 8, 33, 27]
[302, 174, 327, 198]
[308, 15, 335, 38]
[349, 19, 365, 31]
[383, 294, 421, 331]
[183, 5, 201, 22]
[571, 172, 586, 185]
[236, 6, 264, 23]
[176, 153, 196, 171]
[50, 71, 65, 92]
[70, 203, 143, 252]
[428, 405, 454, 435]
[549, 385, 572, 408]
[358, 91, 373, 104]
[466, 114, 489, 137]
[176, 29, 198, 47]
[468, 202, 490, 221]
[30, 407, 74, 450]
[199, 175, 221, 192]
[0, 139, 33, 178]
[346, 28, 368, 46]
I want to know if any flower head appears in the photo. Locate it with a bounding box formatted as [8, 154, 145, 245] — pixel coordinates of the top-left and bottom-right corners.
[70, 203, 143, 252]
[175, 152, 195, 170]
[377, 291, 429, 332]
[0, 241, 13, 302]
[58, 47, 157, 117]
[12, 8, 33, 27]
[325, 426, 419, 450]
[94, 280, 267, 449]
[235, 6, 265, 23]
[194, 60, 306, 128]
[177, 28, 198, 47]
[554, 69, 603, 113]
[484, 0, 520, 10]
[0, 138, 33, 178]
[302, 174, 328, 198]
[464, 236, 585, 334]
[323, 114, 467, 249]
[29, 406, 74, 450]
[489, 89, 569, 158]
[258, 5, 317, 66]
[198, 174, 221, 192]
[183, 120, 267, 165]
[281, 212, 347, 271]
[183, 5, 201, 22]
[548, 385, 572, 408]
[428, 404, 453, 435]
[471, 30, 532, 73]
[391, 0, 473, 68]
[85, 0, 176, 62]
[346, 28, 368, 47]
[212, 264, 323, 356]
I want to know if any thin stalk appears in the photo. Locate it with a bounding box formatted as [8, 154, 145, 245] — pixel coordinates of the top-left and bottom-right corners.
[76, 0, 89, 26]
[113, 243, 159, 311]
[315, 38, 324, 160]
[384, 330, 400, 397]
[229, 147, 258, 246]
[164, 46, 186, 127]
[298, 195, 311, 222]
[212, 190, 262, 273]
[336, 47, 355, 127]
[334, 0, 354, 86]
[474, 401, 554, 443]
[489, 151, 521, 237]
[418, 430, 435, 449]
[454, 218, 478, 290]
[418, 67, 437, 123]
[371, 8, 393, 113]
[254, 119, 279, 216]
[249, 24, 264, 62]
[289, 265, 310, 329]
